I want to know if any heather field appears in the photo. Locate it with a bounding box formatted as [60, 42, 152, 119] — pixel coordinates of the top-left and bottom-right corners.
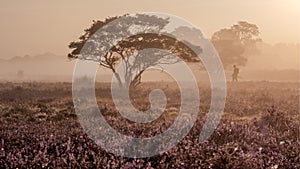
[0, 81, 299, 168]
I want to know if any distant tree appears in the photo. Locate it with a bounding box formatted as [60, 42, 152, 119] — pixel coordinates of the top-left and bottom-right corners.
[68, 14, 201, 88]
[211, 21, 261, 68]
[17, 70, 24, 78]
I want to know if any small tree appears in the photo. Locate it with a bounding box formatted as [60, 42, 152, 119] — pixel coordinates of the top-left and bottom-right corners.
[68, 14, 201, 88]
[17, 70, 24, 79]
[211, 21, 261, 68]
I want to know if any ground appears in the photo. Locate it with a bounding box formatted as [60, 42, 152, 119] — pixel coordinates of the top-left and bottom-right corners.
[0, 81, 299, 168]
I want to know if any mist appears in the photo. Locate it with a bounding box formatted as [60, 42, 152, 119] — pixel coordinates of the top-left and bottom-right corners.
[0, 41, 298, 83]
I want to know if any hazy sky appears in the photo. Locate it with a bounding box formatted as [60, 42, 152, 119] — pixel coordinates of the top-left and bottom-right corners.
[0, 0, 299, 59]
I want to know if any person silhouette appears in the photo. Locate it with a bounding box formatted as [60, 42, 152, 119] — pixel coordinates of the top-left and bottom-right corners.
[232, 65, 239, 82]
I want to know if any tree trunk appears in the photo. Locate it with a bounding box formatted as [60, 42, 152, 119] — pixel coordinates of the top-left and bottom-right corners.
[113, 72, 123, 87]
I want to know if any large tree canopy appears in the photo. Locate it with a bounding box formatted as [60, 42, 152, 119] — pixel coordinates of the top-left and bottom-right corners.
[68, 14, 201, 87]
[211, 21, 261, 68]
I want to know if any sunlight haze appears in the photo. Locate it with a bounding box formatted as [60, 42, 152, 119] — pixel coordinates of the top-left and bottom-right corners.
[0, 0, 299, 58]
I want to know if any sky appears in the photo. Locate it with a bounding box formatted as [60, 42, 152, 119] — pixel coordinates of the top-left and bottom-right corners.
[0, 0, 299, 59]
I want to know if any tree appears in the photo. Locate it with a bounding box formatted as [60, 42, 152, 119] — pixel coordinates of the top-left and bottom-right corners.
[17, 70, 24, 79]
[68, 14, 201, 88]
[211, 21, 261, 68]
